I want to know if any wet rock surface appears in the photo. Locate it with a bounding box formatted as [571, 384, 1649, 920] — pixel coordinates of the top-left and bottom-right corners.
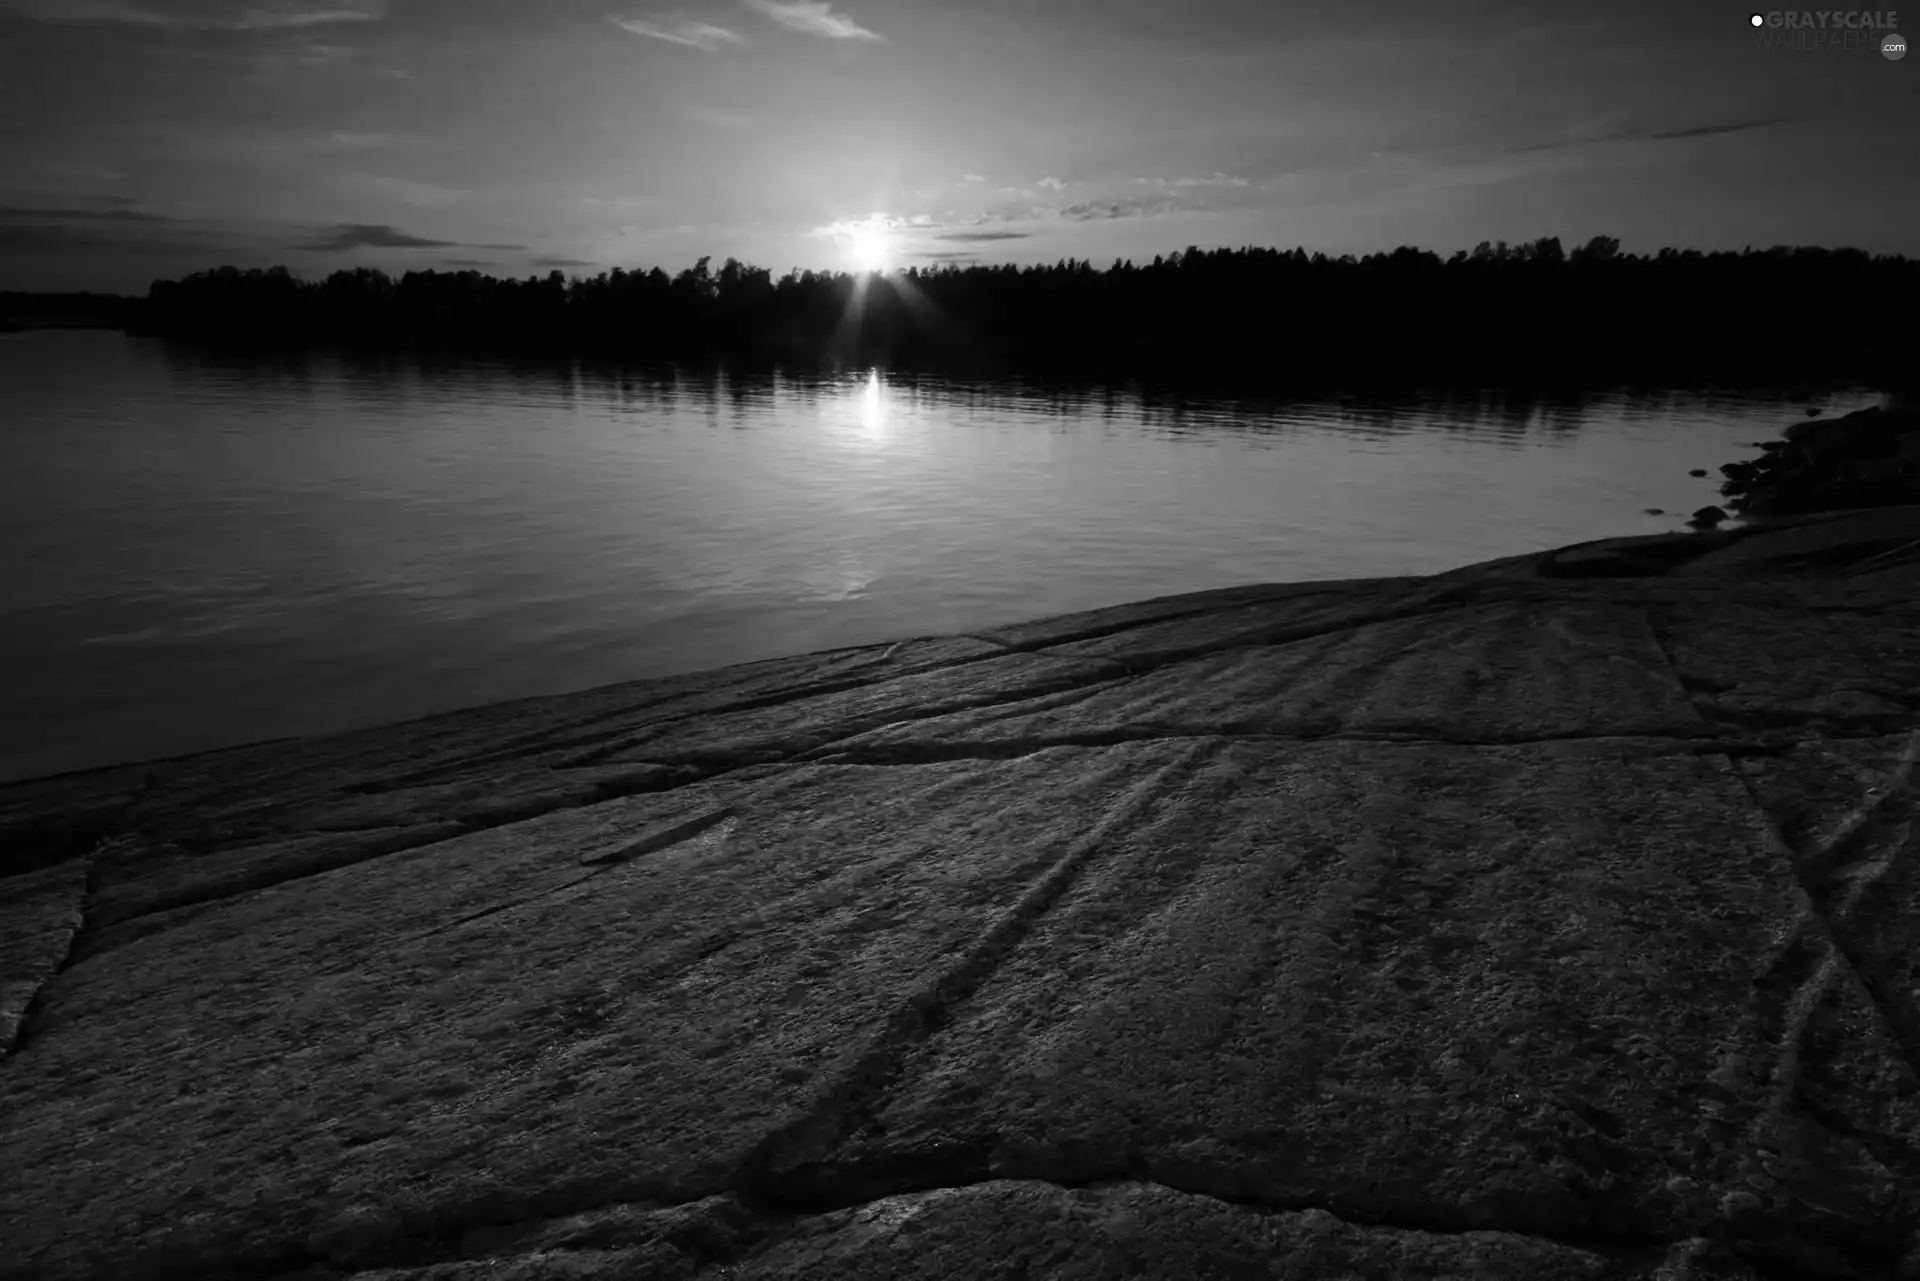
[2, 506, 1920, 1280]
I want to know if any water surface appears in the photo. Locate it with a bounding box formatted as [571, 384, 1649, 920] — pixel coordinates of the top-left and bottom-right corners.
[0, 329, 1881, 782]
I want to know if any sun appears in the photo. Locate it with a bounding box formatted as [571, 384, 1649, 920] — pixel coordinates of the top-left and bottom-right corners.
[848, 223, 892, 272]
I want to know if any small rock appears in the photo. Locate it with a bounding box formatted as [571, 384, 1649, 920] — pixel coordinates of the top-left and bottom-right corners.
[1644, 508, 1665, 515]
[1688, 468, 1709, 478]
[1688, 506, 1727, 528]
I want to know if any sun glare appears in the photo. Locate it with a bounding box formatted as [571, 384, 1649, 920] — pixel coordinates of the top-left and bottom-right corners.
[848, 224, 892, 272]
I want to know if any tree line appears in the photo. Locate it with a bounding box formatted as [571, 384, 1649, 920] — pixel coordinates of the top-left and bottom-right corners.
[138, 237, 1920, 380]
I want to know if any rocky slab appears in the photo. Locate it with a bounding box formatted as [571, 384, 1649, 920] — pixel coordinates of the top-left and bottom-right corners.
[1, 506, 1918, 1280]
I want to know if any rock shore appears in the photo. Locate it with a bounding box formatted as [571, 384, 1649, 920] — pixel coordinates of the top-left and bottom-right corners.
[3, 503, 1920, 1281]
[1716, 405, 1920, 519]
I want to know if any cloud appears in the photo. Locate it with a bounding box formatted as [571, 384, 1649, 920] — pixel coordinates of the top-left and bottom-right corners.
[609, 14, 741, 49]
[1058, 197, 1180, 222]
[1510, 116, 1790, 154]
[808, 213, 920, 242]
[914, 250, 980, 262]
[742, 0, 880, 40]
[10, 160, 124, 188]
[979, 200, 1049, 223]
[1644, 117, 1791, 142]
[932, 230, 1030, 242]
[0, 0, 388, 28]
[1036, 176, 1067, 191]
[0, 224, 124, 251]
[534, 256, 596, 268]
[441, 258, 494, 267]
[0, 216, 230, 256]
[1172, 172, 1251, 189]
[324, 131, 391, 148]
[0, 204, 169, 223]
[475, 242, 527, 251]
[297, 223, 460, 251]
[961, 173, 984, 184]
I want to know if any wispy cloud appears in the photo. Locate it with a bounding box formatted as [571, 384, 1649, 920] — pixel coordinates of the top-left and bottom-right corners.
[534, 256, 597, 268]
[1036, 176, 1067, 192]
[1058, 197, 1182, 222]
[933, 229, 1030, 242]
[0, 211, 234, 258]
[1134, 172, 1253, 190]
[914, 250, 980, 262]
[0, 0, 388, 28]
[297, 223, 459, 251]
[1176, 172, 1250, 189]
[441, 258, 494, 268]
[961, 173, 984, 184]
[742, 0, 880, 40]
[609, 14, 742, 49]
[1510, 116, 1791, 154]
[808, 213, 929, 242]
[0, 203, 169, 223]
[1643, 118, 1791, 142]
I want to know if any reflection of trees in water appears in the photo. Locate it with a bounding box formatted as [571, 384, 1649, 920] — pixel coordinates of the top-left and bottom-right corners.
[141, 240, 1919, 389]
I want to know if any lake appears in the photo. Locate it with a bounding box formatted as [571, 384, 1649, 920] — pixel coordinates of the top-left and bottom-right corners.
[0, 327, 1885, 784]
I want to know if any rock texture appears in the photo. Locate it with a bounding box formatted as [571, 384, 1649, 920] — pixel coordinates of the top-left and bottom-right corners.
[2, 505, 1920, 1281]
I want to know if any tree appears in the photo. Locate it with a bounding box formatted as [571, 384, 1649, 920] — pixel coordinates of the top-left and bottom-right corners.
[1571, 234, 1621, 265]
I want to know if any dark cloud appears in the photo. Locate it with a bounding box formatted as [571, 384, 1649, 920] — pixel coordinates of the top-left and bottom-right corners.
[298, 223, 459, 251]
[440, 258, 494, 267]
[0, 204, 170, 223]
[0, 224, 108, 251]
[0, 1, 388, 29]
[932, 230, 1030, 242]
[1059, 197, 1178, 222]
[913, 250, 981, 261]
[476, 242, 527, 251]
[533, 256, 596, 268]
[0, 220, 225, 253]
[1644, 117, 1791, 142]
[1510, 116, 1790, 153]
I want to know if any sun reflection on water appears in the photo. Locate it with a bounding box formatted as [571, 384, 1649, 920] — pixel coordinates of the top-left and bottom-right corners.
[858, 368, 885, 438]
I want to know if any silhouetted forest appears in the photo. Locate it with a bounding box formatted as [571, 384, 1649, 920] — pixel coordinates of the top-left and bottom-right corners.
[133, 236, 1920, 380]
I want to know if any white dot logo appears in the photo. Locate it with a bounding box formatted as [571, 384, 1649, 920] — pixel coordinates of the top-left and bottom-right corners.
[1749, 11, 1765, 26]
[1886, 32, 1907, 58]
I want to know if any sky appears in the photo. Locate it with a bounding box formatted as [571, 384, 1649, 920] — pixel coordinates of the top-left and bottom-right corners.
[0, 0, 1916, 292]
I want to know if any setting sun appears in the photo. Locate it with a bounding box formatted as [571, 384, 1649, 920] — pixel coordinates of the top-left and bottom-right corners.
[848, 224, 892, 272]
